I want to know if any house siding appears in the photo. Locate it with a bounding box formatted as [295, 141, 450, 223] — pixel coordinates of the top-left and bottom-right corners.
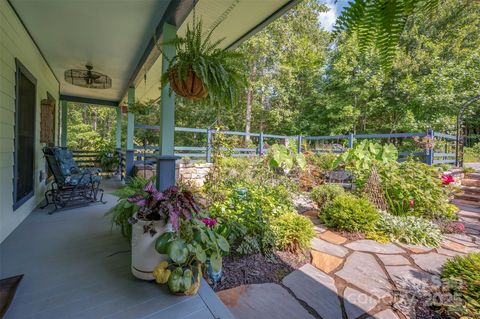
[0, 0, 59, 243]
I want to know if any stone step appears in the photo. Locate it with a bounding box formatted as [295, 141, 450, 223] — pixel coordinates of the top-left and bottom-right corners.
[461, 185, 480, 194]
[454, 192, 480, 202]
[461, 179, 480, 187]
[465, 173, 480, 180]
[450, 199, 480, 210]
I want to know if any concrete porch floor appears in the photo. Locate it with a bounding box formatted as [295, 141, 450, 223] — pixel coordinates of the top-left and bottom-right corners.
[0, 178, 234, 319]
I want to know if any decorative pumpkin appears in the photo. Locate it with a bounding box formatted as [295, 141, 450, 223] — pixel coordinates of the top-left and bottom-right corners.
[168, 68, 207, 100]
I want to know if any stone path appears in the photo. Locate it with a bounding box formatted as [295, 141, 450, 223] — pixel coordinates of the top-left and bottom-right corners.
[218, 206, 480, 319]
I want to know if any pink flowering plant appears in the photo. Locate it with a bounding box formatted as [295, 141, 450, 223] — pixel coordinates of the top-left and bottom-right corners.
[441, 174, 455, 185]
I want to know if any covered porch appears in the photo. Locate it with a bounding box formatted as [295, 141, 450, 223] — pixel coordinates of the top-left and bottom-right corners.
[0, 0, 298, 317]
[0, 185, 233, 319]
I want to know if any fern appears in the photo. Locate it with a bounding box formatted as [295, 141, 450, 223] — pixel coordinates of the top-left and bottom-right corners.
[334, 0, 441, 69]
[158, 16, 246, 108]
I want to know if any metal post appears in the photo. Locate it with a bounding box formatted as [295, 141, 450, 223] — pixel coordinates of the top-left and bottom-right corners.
[60, 100, 68, 147]
[157, 23, 179, 191]
[126, 87, 135, 177]
[297, 135, 302, 153]
[258, 132, 264, 155]
[426, 129, 434, 165]
[206, 128, 212, 163]
[347, 132, 354, 148]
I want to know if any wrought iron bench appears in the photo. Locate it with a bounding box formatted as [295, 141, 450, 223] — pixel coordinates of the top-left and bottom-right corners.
[41, 147, 105, 214]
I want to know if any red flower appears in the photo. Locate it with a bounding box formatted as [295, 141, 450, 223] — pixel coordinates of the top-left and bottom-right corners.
[441, 174, 455, 185]
[202, 217, 217, 227]
[409, 199, 414, 207]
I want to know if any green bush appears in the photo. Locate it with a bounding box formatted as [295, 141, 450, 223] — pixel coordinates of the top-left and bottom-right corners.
[209, 183, 294, 255]
[308, 152, 338, 171]
[440, 253, 480, 318]
[375, 213, 443, 247]
[320, 194, 380, 232]
[271, 212, 315, 253]
[310, 184, 345, 211]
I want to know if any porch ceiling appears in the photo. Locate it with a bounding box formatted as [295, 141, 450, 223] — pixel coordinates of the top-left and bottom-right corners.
[8, 0, 170, 103]
[8, 0, 296, 105]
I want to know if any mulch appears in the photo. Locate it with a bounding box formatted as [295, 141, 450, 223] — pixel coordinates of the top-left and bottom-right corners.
[209, 250, 311, 292]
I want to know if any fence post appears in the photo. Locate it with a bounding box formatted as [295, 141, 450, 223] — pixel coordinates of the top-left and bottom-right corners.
[297, 135, 302, 153]
[206, 128, 212, 163]
[348, 132, 354, 148]
[258, 132, 264, 156]
[426, 129, 435, 165]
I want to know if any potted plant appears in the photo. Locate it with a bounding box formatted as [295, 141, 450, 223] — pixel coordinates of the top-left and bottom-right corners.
[159, 18, 245, 106]
[153, 214, 229, 295]
[127, 183, 200, 280]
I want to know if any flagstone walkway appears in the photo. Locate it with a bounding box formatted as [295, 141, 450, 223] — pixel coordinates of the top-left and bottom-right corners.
[218, 207, 480, 319]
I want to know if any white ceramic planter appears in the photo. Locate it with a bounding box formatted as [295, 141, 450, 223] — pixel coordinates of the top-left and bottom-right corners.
[131, 215, 172, 280]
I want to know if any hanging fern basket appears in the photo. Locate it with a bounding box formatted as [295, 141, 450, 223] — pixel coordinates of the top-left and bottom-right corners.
[168, 68, 208, 100]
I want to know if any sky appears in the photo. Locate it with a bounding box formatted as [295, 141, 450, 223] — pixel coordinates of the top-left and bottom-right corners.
[318, 0, 349, 31]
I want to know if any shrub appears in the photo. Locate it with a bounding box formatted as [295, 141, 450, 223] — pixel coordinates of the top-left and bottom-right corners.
[440, 253, 480, 318]
[434, 220, 465, 234]
[320, 194, 380, 232]
[375, 213, 443, 247]
[308, 152, 338, 171]
[352, 160, 457, 220]
[310, 184, 345, 211]
[209, 183, 294, 255]
[271, 212, 315, 253]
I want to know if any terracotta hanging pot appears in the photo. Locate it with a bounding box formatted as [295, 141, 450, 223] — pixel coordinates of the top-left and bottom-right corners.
[168, 67, 208, 100]
[121, 104, 128, 114]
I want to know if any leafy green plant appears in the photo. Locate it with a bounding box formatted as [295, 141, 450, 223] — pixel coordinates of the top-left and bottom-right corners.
[440, 253, 480, 318]
[98, 150, 119, 172]
[107, 177, 149, 239]
[271, 212, 315, 253]
[154, 216, 229, 295]
[320, 194, 380, 232]
[334, 140, 398, 170]
[375, 213, 443, 247]
[159, 18, 245, 106]
[308, 152, 339, 171]
[209, 183, 294, 255]
[310, 184, 345, 211]
[267, 144, 306, 172]
[375, 161, 457, 219]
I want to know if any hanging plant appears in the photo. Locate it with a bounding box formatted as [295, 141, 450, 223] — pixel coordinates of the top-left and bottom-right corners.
[158, 16, 245, 106]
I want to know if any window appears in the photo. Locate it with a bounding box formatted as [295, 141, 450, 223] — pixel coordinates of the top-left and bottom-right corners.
[13, 59, 36, 210]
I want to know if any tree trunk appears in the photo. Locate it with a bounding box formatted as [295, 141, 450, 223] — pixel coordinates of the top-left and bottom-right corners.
[245, 62, 257, 143]
[92, 109, 97, 131]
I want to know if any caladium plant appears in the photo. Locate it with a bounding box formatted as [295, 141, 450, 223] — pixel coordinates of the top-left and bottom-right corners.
[127, 182, 200, 232]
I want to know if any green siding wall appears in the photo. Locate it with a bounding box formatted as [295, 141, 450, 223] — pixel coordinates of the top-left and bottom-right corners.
[0, 0, 59, 243]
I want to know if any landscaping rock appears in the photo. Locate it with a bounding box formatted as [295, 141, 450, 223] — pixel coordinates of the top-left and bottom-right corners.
[369, 309, 399, 319]
[385, 265, 433, 290]
[217, 283, 315, 319]
[411, 253, 449, 275]
[343, 287, 378, 319]
[441, 239, 468, 253]
[283, 264, 342, 319]
[444, 234, 477, 247]
[313, 225, 326, 233]
[397, 243, 433, 254]
[436, 248, 465, 257]
[336, 252, 392, 299]
[345, 240, 405, 254]
[310, 250, 344, 273]
[376, 254, 410, 266]
[318, 230, 347, 245]
[311, 238, 349, 257]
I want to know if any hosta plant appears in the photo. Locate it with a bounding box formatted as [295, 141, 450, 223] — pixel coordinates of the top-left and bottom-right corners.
[375, 213, 443, 247]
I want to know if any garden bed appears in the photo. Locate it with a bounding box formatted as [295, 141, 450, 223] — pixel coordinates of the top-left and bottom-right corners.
[208, 250, 311, 292]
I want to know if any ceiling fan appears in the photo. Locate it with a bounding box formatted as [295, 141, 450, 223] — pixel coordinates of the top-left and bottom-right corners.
[64, 65, 112, 89]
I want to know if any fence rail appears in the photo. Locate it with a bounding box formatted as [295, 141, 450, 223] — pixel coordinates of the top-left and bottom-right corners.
[124, 124, 459, 177]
